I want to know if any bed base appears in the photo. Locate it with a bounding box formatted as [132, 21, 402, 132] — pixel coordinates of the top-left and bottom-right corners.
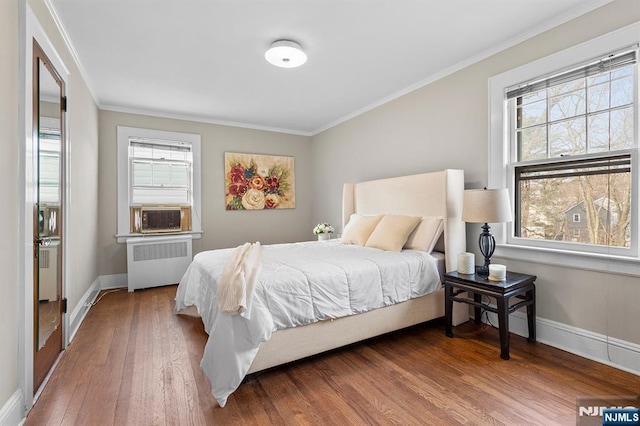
[247, 287, 468, 374]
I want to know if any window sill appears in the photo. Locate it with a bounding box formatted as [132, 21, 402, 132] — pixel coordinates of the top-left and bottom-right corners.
[494, 244, 640, 278]
[116, 230, 203, 244]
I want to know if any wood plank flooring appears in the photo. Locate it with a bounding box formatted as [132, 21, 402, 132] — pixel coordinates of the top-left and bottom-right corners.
[26, 285, 639, 425]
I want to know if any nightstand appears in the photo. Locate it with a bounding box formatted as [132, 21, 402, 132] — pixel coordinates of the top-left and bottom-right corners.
[444, 269, 536, 360]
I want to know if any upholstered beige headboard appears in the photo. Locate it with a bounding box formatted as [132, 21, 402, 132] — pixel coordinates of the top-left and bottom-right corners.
[342, 169, 465, 272]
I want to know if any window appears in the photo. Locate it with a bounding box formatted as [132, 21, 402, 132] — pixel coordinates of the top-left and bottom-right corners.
[508, 48, 635, 253]
[39, 131, 60, 204]
[39, 124, 61, 237]
[489, 23, 639, 274]
[117, 127, 202, 241]
[129, 139, 191, 205]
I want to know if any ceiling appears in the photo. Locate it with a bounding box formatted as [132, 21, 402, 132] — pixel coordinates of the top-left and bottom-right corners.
[49, 0, 610, 135]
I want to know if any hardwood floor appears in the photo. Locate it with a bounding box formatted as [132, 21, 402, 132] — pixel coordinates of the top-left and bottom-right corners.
[26, 285, 639, 425]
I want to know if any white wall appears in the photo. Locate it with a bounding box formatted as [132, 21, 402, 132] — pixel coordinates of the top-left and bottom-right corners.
[0, 0, 20, 410]
[311, 0, 640, 346]
[27, 0, 100, 318]
[98, 111, 313, 276]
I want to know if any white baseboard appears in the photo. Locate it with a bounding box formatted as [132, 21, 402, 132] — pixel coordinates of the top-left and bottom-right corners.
[99, 273, 127, 290]
[483, 310, 640, 376]
[0, 390, 25, 426]
[67, 274, 127, 343]
[68, 277, 100, 343]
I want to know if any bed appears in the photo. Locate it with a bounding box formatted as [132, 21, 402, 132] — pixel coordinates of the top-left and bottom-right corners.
[176, 169, 469, 407]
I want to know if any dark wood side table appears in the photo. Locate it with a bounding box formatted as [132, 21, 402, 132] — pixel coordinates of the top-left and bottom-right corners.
[444, 269, 536, 360]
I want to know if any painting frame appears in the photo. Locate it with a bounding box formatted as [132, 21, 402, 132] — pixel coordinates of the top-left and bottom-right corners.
[224, 152, 295, 210]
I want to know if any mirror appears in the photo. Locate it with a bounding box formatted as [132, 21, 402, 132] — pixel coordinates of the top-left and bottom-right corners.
[36, 57, 62, 351]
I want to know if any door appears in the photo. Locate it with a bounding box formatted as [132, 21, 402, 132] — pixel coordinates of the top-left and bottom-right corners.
[33, 40, 65, 392]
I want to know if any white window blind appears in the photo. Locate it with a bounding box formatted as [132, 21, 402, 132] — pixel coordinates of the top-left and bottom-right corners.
[39, 131, 60, 204]
[129, 139, 192, 205]
[39, 152, 59, 203]
[506, 48, 636, 99]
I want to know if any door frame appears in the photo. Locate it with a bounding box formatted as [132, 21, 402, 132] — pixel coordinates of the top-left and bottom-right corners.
[19, 2, 70, 409]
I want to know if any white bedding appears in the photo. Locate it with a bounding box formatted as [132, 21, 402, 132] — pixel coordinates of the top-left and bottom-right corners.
[175, 240, 442, 407]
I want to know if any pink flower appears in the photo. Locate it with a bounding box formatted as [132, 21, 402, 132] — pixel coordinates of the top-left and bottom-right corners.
[230, 173, 246, 184]
[228, 183, 247, 197]
[265, 194, 280, 209]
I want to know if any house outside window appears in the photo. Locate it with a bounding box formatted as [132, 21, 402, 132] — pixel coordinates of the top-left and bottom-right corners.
[488, 23, 639, 275]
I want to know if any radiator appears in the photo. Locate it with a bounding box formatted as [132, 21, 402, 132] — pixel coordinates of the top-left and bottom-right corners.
[39, 241, 59, 302]
[126, 235, 193, 292]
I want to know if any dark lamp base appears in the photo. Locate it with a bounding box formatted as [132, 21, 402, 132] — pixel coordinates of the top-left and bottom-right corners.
[477, 266, 489, 277]
[477, 223, 495, 279]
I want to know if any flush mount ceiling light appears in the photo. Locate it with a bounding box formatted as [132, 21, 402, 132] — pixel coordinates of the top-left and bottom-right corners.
[265, 40, 307, 68]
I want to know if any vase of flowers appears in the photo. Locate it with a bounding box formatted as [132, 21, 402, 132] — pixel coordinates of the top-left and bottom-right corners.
[313, 222, 334, 241]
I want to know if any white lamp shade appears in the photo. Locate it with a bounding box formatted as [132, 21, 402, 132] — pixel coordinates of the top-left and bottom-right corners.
[265, 40, 307, 68]
[462, 188, 513, 224]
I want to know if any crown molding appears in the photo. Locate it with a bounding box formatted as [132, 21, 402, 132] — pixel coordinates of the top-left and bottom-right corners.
[100, 104, 313, 137]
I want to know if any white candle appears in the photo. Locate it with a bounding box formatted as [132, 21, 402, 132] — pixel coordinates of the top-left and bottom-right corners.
[489, 264, 507, 280]
[458, 252, 475, 274]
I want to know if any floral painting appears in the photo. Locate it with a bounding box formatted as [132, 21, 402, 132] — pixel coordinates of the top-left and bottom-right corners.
[224, 152, 295, 210]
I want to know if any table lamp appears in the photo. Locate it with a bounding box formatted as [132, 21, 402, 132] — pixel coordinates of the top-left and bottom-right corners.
[462, 188, 512, 276]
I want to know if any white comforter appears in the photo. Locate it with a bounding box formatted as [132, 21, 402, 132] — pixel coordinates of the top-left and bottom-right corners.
[175, 240, 442, 407]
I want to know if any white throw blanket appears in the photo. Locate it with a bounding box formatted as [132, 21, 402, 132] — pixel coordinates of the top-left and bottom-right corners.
[216, 242, 262, 318]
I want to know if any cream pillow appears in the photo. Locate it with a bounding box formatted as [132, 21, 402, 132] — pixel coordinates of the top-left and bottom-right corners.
[365, 215, 421, 252]
[403, 216, 444, 252]
[341, 215, 382, 246]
